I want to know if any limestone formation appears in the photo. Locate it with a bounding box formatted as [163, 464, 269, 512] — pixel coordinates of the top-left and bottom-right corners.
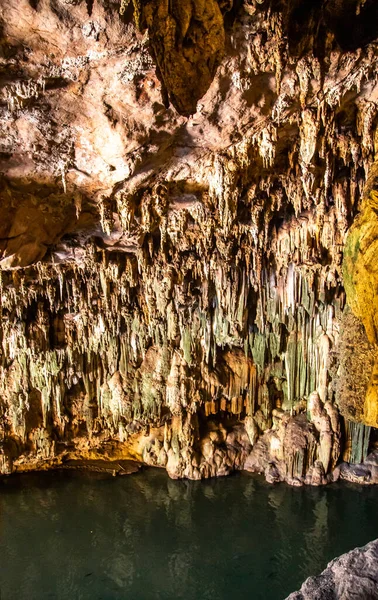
[0, 0, 378, 482]
[286, 539, 378, 600]
[123, 0, 229, 116]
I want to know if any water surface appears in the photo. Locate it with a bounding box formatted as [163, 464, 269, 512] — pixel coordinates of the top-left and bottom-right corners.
[1, 468, 378, 600]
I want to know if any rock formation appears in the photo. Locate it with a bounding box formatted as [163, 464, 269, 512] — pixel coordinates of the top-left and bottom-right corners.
[0, 0, 378, 482]
[286, 539, 378, 600]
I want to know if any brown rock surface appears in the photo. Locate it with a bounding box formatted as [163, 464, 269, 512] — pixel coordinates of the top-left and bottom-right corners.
[286, 539, 378, 600]
[130, 0, 228, 116]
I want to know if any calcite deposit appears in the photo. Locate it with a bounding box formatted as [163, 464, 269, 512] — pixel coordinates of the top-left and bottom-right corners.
[0, 0, 378, 483]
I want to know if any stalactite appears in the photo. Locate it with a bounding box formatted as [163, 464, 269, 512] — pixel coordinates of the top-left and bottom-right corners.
[0, 0, 377, 482]
[344, 420, 371, 465]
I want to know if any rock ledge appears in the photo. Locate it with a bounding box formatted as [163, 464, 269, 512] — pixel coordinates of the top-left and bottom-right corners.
[286, 539, 378, 600]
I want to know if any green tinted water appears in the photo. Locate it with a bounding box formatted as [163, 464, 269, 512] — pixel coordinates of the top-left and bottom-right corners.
[1, 468, 378, 600]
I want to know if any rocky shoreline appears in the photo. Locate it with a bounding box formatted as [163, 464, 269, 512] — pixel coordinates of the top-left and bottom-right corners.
[58, 458, 142, 476]
[286, 539, 378, 600]
[2, 449, 378, 487]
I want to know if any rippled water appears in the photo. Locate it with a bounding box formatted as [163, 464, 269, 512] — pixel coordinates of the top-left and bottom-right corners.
[1, 468, 378, 600]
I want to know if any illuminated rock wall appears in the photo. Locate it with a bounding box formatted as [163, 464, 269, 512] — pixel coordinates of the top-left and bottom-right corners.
[0, 0, 378, 482]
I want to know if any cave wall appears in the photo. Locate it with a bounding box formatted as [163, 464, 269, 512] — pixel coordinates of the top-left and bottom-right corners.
[0, 0, 378, 484]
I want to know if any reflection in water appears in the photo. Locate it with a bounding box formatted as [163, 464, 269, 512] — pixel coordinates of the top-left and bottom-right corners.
[1, 469, 378, 600]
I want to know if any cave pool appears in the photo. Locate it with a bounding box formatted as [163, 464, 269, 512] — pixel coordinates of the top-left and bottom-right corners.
[1, 468, 378, 600]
